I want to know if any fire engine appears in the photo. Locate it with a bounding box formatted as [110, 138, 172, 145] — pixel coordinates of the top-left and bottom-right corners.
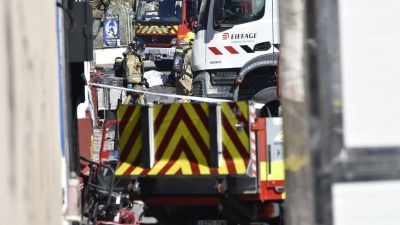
[191, 0, 280, 116]
[88, 100, 285, 225]
[131, 0, 201, 70]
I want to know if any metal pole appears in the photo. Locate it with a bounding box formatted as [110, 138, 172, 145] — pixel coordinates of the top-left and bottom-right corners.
[278, 0, 316, 224]
[126, 12, 129, 45]
[128, 12, 131, 42]
[309, 0, 343, 224]
[125, 4, 131, 44]
[281, 0, 343, 224]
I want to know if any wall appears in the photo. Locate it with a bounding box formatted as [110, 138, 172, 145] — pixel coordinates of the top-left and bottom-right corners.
[95, 47, 127, 65]
[0, 0, 62, 224]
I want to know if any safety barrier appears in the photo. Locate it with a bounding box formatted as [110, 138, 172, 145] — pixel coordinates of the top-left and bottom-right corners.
[89, 83, 266, 109]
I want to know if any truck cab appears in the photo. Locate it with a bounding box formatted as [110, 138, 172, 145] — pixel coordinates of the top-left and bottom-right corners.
[132, 0, 201, 70]
[192, 0, 280, 115]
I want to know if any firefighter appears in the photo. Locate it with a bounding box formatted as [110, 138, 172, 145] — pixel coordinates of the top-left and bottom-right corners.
[122, 38, 149, 105]
[175, 31, 194, 103]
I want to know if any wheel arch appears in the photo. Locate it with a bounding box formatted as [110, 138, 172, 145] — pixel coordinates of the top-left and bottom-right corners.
[233, 53, 279, 101]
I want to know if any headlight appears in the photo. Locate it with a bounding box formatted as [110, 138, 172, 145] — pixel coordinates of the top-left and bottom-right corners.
[171, 38, 177, 45]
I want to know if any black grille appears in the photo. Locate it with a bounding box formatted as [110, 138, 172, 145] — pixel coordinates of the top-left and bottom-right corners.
[136, 35, 177, 44]
[192, 81, 204, 97]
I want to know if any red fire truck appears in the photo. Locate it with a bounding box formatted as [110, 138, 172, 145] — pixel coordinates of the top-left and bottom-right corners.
[132, 0, 200, 70]
[80, 101, 286, 225]
[111, 101, 285, 225]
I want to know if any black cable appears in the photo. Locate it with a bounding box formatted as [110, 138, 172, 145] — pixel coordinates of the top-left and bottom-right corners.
[56, 2, 76, 31]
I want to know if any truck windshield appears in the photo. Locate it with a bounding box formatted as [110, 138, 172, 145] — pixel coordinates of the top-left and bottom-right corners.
[217, 0, 265, 25]
[136, 0, 183, 24]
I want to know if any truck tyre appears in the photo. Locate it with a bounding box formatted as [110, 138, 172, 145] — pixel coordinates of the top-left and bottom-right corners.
[252, 86, 281, 117]
[154, 60, 173, 71]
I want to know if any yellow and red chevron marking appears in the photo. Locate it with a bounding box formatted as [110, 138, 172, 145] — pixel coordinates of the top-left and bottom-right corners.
[136, 25, 178, 34]
[116, 103, 251, 176]
[116, 105, 143, 176]
[221, 102, 250, 174]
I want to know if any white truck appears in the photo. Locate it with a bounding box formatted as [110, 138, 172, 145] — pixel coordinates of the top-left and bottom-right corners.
[192, 0, 280, 116]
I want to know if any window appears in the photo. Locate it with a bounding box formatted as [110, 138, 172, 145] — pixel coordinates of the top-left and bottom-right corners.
[136, 0, 183, 23]
[215, 0, 265, 26]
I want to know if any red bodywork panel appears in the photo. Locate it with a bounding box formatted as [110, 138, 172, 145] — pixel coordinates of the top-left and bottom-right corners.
[99, 120, 118, 164]
[97, 209, 136, 225]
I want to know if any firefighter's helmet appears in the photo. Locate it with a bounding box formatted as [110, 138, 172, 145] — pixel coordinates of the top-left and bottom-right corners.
[130, 37, 146, 53]
[184, 31, 195, 45]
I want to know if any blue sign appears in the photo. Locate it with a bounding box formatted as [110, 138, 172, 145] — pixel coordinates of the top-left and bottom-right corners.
[103, 14, 120, 46]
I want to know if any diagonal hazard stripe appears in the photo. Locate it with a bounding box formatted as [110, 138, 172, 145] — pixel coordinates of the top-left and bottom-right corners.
[160, 137, 198, 175]
[150, 106, 210, 175]
[235, 102, 249, 122]
[124, 151, 143, 175]
[221, 143, 237, 174]
[149, 107, 186, 175]
[149, 122, 187, 175]
[171, 26, 178, 34]
[154, 104, 171, 134]
[179, 106, 210, 153]
[221, 105, 250, 155]
[225, 103, 250, 152]
[157, 26, 163, 34]
[192, 104, 208, 129]
[182, 104, 209, 145]
[224, 46, 239, 54]
[118, 132, 142, 175]
[166, 151, 193, 175]
[221, 124, 247, 174]
[240, 45, 255, 53]
[155, 105, 209, 160]
[138, 26, 147, 33]
[130, 162, 144, 175]
[118, 105, 136, 135]
[117, 103, 252, 176]
[221, 108, 249, 172]
[156, 123, 208, 175]
[175, 122, 210, 174]
[208, 47, 223, 55]
[119, 119, 141, 163]
[157, 127, 194, 175]
[119, 107, 141, 158]
[154, 105, 180, 152]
